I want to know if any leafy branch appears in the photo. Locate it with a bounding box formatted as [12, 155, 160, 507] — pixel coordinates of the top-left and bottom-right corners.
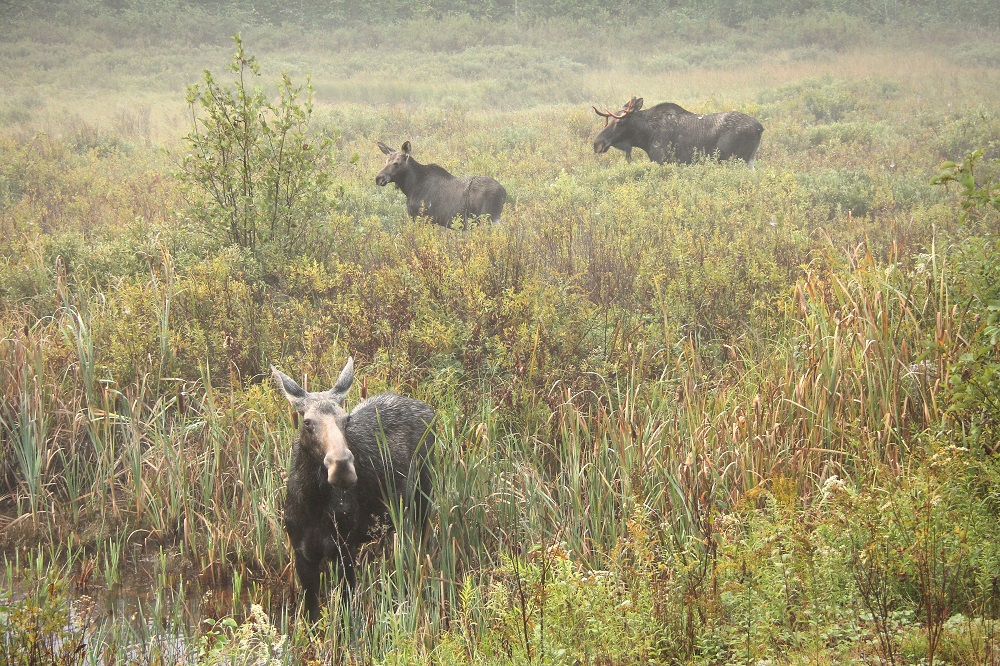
[178, 35, 332, 255]
[932, 149, 1000, 224]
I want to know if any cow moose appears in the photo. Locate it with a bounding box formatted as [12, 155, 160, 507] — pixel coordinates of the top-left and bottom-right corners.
[593, 96, 764, 167]
[375, 141, 507, 228]
[273, 357, 435, 621]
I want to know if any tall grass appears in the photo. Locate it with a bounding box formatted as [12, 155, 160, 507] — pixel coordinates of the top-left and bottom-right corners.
[1, 5, 999, 664]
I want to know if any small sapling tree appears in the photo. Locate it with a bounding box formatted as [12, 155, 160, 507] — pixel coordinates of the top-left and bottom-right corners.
[934, 150, 1000, 453]
[178, 35, 332, 256]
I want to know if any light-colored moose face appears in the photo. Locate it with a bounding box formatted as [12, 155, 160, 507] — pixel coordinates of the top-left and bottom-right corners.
[273, 358, 357, 489]
[374, 140, 411, 187]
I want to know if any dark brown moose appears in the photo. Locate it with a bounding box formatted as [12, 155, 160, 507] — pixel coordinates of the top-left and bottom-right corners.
[375, 140, 507, 228]
[593, 96, 764, 167]
[273, 357, 435, 621]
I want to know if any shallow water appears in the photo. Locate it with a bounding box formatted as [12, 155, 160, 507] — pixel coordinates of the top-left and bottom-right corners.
[2, 551, 299, 663]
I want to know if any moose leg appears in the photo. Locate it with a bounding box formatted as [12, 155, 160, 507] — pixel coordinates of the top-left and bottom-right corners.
[294, 552, 323, 621]
[333, 545, 357, 607]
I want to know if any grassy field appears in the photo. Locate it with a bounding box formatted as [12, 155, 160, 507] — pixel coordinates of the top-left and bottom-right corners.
[2, 3, 1000, 664]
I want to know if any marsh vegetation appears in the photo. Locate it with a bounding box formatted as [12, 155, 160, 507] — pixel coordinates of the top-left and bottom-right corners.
[1, 1, 1000, 664]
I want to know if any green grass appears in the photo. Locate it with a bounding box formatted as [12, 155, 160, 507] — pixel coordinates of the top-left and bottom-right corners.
[2, 4, 1000, 664]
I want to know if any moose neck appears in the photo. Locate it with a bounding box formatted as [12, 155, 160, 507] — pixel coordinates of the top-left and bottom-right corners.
[621, 114, 657, 155]
[394, 158, 428, 198]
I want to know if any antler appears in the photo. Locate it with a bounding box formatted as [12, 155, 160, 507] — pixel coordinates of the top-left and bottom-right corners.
[592, 106, 622, 119]
[592, 97, 637, 125]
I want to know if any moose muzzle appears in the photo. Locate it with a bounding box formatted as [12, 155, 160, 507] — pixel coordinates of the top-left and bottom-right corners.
[324, 448, 357, 488]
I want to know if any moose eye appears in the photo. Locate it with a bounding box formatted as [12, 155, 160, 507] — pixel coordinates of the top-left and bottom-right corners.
[302, 418, 315, 431]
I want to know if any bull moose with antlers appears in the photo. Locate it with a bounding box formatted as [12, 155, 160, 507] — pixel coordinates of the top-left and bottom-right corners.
[593, 96, 764, 167]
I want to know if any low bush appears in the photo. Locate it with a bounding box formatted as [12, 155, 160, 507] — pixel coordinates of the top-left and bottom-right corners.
[1, 15, 1000, 665]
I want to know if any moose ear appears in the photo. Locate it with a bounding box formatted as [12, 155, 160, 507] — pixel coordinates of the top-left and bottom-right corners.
[400, 141, 412, 155]
[377, 141, 394, 155]
[631, 97, 644, 112]
[328, 356, 355, 404]
[272, 366, 307, 409]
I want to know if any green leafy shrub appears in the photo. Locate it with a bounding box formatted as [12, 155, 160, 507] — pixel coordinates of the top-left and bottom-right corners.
[933, 110, 1000, 163]
[178, 35, 332, 257]
[198, 605, 287, 666]
[933, 149, 1000, 225]
[674, 43, 754, 70]
[934, 151, 1000, 453]
[771, 10, 874, 51]
[761, 76, 900, 125]
[799, 168, 877, 219]
[835, 443, 995, 666]
[3, 13, 1000, 663]
[476, 525, 704, 664]
[0, 568, 89, 666]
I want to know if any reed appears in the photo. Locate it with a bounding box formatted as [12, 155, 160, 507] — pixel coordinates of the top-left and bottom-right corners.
[1, 6, 999, 663]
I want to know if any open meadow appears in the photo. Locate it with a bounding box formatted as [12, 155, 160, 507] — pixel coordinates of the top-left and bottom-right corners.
[2, 1, 1000, 664]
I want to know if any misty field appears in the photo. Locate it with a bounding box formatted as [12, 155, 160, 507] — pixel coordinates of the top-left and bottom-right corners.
[2, 1, 1000, 664]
